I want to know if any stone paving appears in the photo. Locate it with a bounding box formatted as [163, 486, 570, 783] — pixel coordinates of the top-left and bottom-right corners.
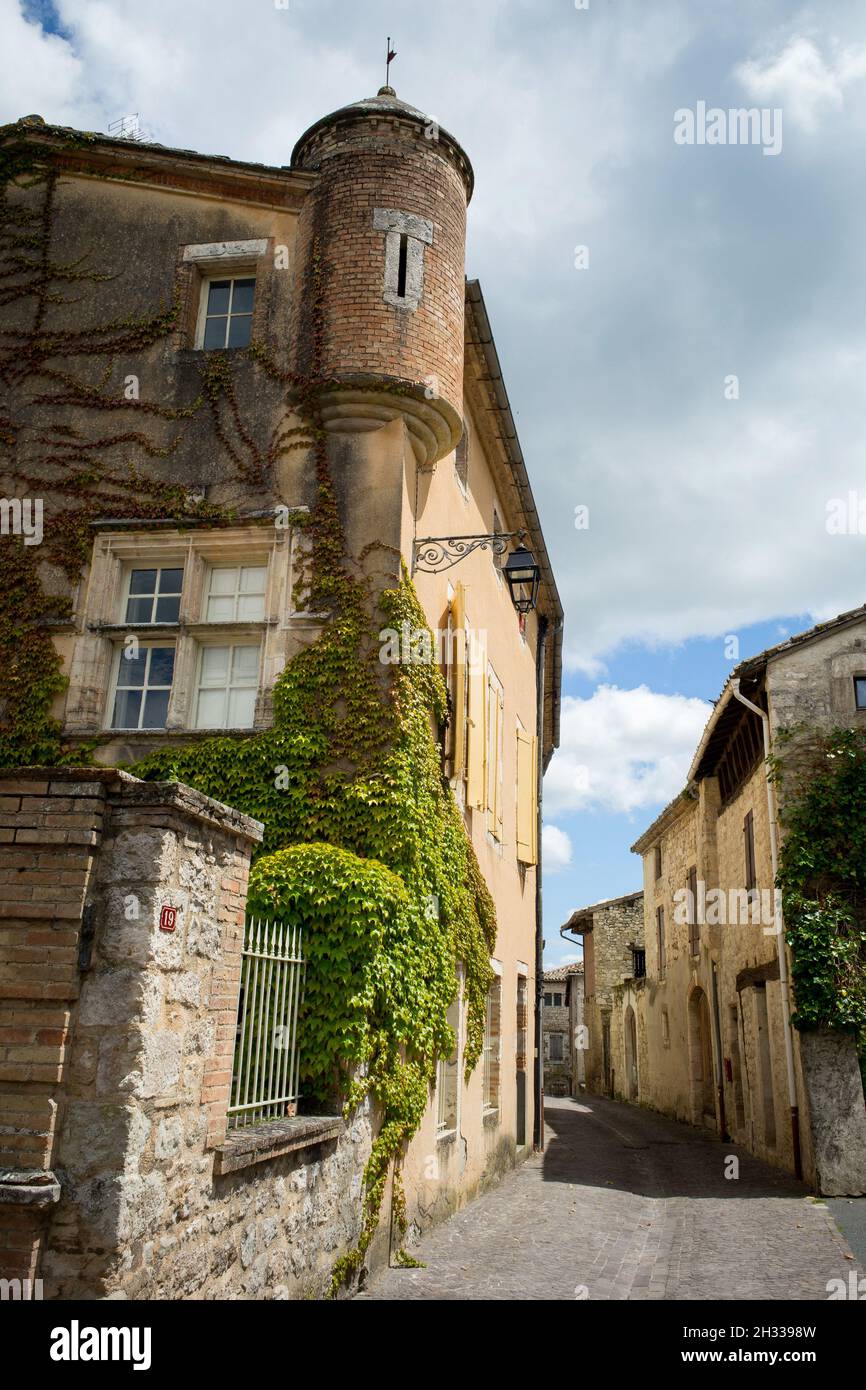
[359, 1094, 864, 1301]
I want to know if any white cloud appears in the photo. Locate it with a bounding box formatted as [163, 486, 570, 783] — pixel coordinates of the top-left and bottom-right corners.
[544, 685, 712, 817]
[736, 36, 866, 132]
[6, 3, 866, 676]
[0, 3, 84, 124]
[541, 823, 572, 871]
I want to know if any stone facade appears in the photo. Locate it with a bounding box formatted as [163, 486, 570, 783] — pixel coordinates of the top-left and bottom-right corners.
[560, 893, 644, 1099]
[0, 88, 563, 1294]
[541, 964, 583, 1097]
[0, 767, 381, 1299]
[619, 610, 866, 1195]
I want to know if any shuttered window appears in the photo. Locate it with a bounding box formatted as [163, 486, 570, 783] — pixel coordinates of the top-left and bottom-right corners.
[486, 667, 504, 840]
[516, 721, 538, 865]
[466, 617, 487, 809]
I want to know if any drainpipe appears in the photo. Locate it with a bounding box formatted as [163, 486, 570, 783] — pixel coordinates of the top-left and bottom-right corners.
[710, 961, 728, 1140]
[533, 615, 548, 1152]
[730, 679, 802, 1180]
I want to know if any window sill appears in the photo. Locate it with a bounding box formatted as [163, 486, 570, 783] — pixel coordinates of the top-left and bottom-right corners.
[482, 1108, 500, 1129]
[213, 1116, 344, 1175]
[436, 1128, 458, 1147]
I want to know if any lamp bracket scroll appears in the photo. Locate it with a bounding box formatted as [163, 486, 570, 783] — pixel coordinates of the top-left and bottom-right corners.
[412, 530, 525, 575]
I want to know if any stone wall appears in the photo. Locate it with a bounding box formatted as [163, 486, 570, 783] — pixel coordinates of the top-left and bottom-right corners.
[574, 895, 644, 1096]
[0, 768, 376, 1299]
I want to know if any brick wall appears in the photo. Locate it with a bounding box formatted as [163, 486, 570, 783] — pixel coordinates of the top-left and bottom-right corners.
[291, 106, 467, 430]
[0, 769, 382, 1299]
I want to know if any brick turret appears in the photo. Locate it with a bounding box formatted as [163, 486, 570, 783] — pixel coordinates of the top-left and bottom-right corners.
[290, 87, 472, 466]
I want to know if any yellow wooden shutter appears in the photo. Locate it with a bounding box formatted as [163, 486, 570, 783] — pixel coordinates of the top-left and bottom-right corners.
[466, 634, 486, 810]
[451, 584, 467, 781]
[496, 687, 504, 835]
[487, 682, 504, 836]
[516, 726, 537, 865]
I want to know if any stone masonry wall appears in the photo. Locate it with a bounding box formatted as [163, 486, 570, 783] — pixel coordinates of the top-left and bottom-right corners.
[582, 896, 644, 1095]
[0, 768, 374, 1299]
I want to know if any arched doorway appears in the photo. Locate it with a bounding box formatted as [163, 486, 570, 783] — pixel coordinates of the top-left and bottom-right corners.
[624, 1005, 638, 1101]
[688, 987, 716, 1127]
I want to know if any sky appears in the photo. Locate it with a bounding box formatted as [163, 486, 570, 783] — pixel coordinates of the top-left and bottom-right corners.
[4, 0, 866, 966]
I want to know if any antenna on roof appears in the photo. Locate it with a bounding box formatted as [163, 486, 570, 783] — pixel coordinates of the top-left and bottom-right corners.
[108, 113, 148, 143]
[385, 36, 396, 88]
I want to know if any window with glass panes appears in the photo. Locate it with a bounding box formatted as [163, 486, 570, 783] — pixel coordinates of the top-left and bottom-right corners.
[200, 277, 255, 349]
[855, 676, 866, 710]
[436, 982, 461, 1136]
[205, 565, 267, 622]
[482, 975, 501, 1115]
[111, 645, 175, 729]
[195, 644, 260, 729]
[124, 568, 183, 624]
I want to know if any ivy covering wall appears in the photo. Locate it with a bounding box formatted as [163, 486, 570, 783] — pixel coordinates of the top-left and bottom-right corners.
[0, 126, 498, 1290]
[771, 726, 866, 1086]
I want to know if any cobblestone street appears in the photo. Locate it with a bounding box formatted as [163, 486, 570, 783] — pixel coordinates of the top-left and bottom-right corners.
[360, 1095, 864, 1301]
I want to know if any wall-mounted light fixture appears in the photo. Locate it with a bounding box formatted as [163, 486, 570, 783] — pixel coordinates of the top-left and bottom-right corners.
[412, 529, 541, 614]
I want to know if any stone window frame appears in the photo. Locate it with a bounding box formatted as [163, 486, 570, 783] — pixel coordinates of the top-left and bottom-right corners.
[373, 208, 434, 310]
[482, 959, 502, 1124]
[64, 522, 314, 738]
[174, 239, 273, 351]
[436, 964, 464, 1143]
[454, 416, 470, 498]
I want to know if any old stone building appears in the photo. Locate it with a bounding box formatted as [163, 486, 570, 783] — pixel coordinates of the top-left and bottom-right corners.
[541, 962, 584, 1096]
[597, 608, 866, 1195]
[0, 88, 562, 1297]
[560, 892, 644, 1099]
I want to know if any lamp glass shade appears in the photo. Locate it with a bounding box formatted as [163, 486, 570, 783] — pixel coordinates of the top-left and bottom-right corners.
[504, 544, 540, 614]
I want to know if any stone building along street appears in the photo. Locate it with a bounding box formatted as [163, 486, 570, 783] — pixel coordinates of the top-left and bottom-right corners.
[0, 1, 865, 1349]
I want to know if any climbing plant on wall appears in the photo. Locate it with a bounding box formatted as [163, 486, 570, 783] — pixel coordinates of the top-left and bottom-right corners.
[770, 726, 866, 1085]
[0, 124, 498, 1289]
[0, 124, 283, 763]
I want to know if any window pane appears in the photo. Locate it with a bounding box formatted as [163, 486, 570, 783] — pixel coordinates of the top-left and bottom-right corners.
[126, 595, 154, 624]
[142, 689, 170, 728]
[209, 568, 238, 595]
[196, 688, 226, 728]
[200, 646, 229, 683]
[154, 595, 181, 623]
[236, 593, 265, 621]
[158, 568, 184, 594]
[231, 280, 255, 314]
[128, 569, 157, 596]
[206, 595, 235, 623]
[227, 314, 252, 348]
[117, 649, 147, 687]
[239, 566, 266, 593]
[203, 316, 228, 349]
[231, 645, 260, 680]
[206, 281, 231, 315]
[148, 647, 175, 686]
[856, 678, 866, 709]
[112, 688, 142, 728]
[227, 686, 256, 728]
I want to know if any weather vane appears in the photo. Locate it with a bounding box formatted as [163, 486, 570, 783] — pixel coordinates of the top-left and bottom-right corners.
[385, 36, 396, 87]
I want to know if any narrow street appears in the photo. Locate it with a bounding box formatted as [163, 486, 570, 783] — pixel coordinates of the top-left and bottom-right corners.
[361, 1095, 864, 1301]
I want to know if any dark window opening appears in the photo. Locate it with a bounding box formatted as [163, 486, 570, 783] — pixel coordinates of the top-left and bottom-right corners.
[688, 864, 699, 956]
[744, 810, 756, 891]
[397, 233, 409, 298]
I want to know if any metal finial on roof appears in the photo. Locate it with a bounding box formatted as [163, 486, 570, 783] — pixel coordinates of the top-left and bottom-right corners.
[384, 35, 396, 90]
